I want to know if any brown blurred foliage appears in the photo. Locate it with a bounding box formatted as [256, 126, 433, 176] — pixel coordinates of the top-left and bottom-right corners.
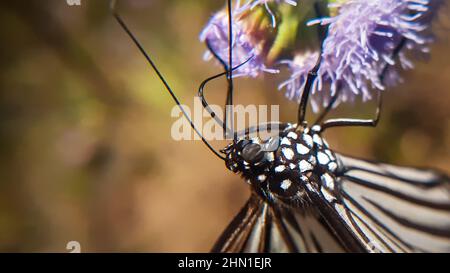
[0, 0, 449, 252]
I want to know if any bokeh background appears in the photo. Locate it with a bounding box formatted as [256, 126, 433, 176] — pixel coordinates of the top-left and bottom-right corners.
[0, 0, 449, 252]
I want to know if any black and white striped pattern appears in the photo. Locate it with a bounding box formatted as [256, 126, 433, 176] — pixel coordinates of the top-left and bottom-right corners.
[330, 154, 450, 252]
[212, 194, 346, 253]
[213, 153, 450, 253]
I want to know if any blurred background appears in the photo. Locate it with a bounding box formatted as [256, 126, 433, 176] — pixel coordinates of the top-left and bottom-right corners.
[0, 0, 449, 252]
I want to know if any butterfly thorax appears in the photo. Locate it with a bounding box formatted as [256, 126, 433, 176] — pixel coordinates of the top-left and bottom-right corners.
[222, 124, 340, 207]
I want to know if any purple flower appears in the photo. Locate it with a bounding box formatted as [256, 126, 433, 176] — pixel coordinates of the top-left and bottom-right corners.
[279, 0, 442, 110]
[200, 5, 278, 78]
[239, 0, 298, 26]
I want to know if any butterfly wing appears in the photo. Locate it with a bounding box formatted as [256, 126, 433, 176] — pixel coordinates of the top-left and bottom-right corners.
[326, 154, 450, 253]
[211, 193, 347, 253]
[212, 155, 450, 253]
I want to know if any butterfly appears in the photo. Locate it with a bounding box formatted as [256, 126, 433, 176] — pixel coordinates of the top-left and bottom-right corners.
[110, 0, 450, 252]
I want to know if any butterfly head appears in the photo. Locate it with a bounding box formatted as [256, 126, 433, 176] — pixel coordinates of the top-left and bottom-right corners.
[221, 137, 279, 177]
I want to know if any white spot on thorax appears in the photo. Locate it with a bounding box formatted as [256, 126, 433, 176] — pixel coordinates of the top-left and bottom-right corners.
[303, 134, 314, 147]
[317, 151, 330, 165]
[281, 138, 291, 146]
[287, 132, 298, 139]
[282, 147, 294, 160]
[266, 152, 274, 162]
[299, 160, 313, 172]
[296, 143, 310, 155]
[313, 134, 323, 146]
[258, 174, 267, 182]
[321, 173, 335, 190]
[280, 179, 292, 190]
[311, 125, 321, 132]
[328, 162, 338, 172]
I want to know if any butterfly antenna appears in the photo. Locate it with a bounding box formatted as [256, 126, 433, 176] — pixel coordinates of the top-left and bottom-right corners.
[110, 0, 225, 160]
[226, 0, 235, 142]
[198, 51, 253, 139]
[297, 2, 330, 128]
[297, 55, 322, 127]
[201, 0, 236, 141]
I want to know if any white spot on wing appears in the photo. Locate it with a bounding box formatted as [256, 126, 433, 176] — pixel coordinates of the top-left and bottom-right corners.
[258, 174, 267, 182]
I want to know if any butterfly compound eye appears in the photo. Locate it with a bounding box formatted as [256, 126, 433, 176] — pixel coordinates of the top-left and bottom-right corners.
[242, 143, 265, 164]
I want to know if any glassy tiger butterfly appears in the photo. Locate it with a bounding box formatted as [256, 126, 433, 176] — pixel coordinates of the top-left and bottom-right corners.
[110, 0, 450, 253]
